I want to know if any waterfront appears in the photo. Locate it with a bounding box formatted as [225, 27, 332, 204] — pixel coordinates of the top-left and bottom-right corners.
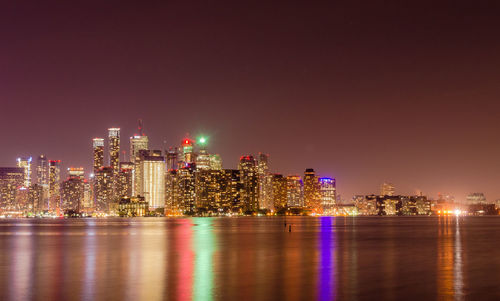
[1, 216, 500, 300]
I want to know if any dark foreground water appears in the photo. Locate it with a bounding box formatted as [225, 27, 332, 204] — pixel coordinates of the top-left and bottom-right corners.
[0, 216, 499, 300]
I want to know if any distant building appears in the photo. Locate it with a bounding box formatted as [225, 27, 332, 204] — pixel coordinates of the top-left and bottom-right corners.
[239, 155, 259, 213]
[257, 153, 273, 211]
[303, 169, 321, 214]
[92, 138, 104, 174]
[196, 149, 211, 170]
[319, 177, 336, 214]
[466, 193, 487, 204]
[117, 162, 133, 198]
[272, 174, 287, 212]
[136, 150, 165, 209]
[108, 128, 120, 176]
[48, 160, 61, 211]
[61, 175, 84, 212]
[95, 166, 113, 212]
[166, 147, 179, 170]
[16, 157, 32, 187]
[118, 196, 149, 217]
[28, 184, 44, 214]
[209, 154, 222, 170]
[0, 167, 24, 211]
[381, 182, 395, 196]
[36, 155, 48, 185]
[286, 175, 303, 208]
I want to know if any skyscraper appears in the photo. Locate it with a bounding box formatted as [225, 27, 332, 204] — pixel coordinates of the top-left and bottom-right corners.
[319, 177, 336, 214]
[166, 147, 179, 170]
[381, 182, 395, 196]
[48, 160, 61, 211]
[303, 168, 321, 214]
[108, 128, 120, 175]
[117, 162, 133, 198]
[286, 175, 303, 208]
[257, 153, 273, 211]
[16, 157, 32, 188]
[130, 135, 149, 163]
[95, 166, 113, 212]
[0, 167, 24, 211]
[209, 154, 222, 170]
[239, 155, 259, 213]
[61, 169, 85, 212]
[180, 138, 195, 166]
[36, 155, 48, 186]
[272, 174, 287, 212]
[136, 150, 165, 209]
[196, 149, 211, 170]
[92, 138, 104, 174]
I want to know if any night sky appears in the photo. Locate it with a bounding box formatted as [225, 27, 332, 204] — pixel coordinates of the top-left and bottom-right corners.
[1, 1, 500, 201]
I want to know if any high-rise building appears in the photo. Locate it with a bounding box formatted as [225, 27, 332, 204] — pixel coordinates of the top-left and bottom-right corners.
[196, 149, 211, 170]
[304, 169, 321, 214]
[180, 139, 195, 166]
[130, 135, 149, 163]
[95, 166, 114, 212]
[16, 157, 32, 187]
[272, 174, 287, 212]
[117, 162, 133, 198]
[68, 167, 85, 179]
[0, 167, 24, 211]
[176, 164, 196, 213]
[36, 155, 48, 186]
[166, 147, 179, 170]
[286, 175, 303, 208]
[381, 182, 395, 196]
[195, 170, 222, 212]
[48, 160, 61, 211]
[319, 177, 336, 214]
[28, 184, 44, 214]
[136, 150, 165, 209]
[239, 155, 259, 213]
[108, 128, 120, 175]
[257, 153, 273, 211]
[219, 169, 241, 213]
[466, 193, 487, 204]
[92, 138, 104, 174]
[209, 154, 222, 170]
[61, 174, 84, 212]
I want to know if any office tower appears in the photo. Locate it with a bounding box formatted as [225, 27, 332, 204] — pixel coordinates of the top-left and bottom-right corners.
[136, 150, 165, 209]
[48, 160, 61, 211]
[304, 168, 321, 214]
[381, 182, 395, 196]
[257, 153, 273, 211]
[61, 172, 85, 212]
[209, 154, 222, 170]
[36, 155, 48, 185]
[196, 149, 211, 170]
[220, 169, 241, 213]
[176, 165, 196, 213]
[180, 138, 195, 165]
[319, 177, 336, 214]
[286, 175, 303, 208]
[95, 166, 114, 212]
[0, 167, 24, 211]
[68, 167, 85, 179]
[117, 162, 133, 198]
[165, 169, 179, 215]
[16, 157, 32, 187]
[28, 184, 44, 214]
[108, 128, 120, 175]
[92, 138, 104, 174]
[166, 147, 179, 170]
[195, 170, 221, 212]
[238, 155, 259, 213]
[130, 135, 149, 163]
[466, 193, 487, 204]
[272, 174, 287, 212]
[83, 181, 92, 210]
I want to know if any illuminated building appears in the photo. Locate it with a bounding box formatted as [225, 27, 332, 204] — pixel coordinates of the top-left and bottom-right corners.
[108, 128, 120, 175]
[48, 160, 61, 211]
[356, 195, 377, 215]
[286, 175, 303, 208]
[257, 153, 273, 211]
[61, 173, 85, 212]
[303, 168, 321, 214]
[117, 162, 133, 198]
[166, 147, 179, 170]
[28, 184, 44, 214]
[0, 167, 24, 211]
[36, 155, 48, 185]
[180, 139, 195, 165]
[118, 196, 148, 217]
[319, 177, 336, 214]
[196, 149, 211, 170]
[381, 182, 395, 196]
[239, 155, 259, 213]
[16, 157, 32, 187]
[130, 135, 149, 163]
[176, 165, 196, 213]
[95, 166, 113, 212]
[92, 138, 104, 174]
[209, 154, 222, 170]
[68, 167, 84, 179]
[83, 181, 92, 209]
[195, 170, 222, 212]
[219, 169, 241, 213]
[272, 174, 287, 211]
[375, 195, 402, 215]
[165, 169, 180, 214]
[136, 150, 165, 209]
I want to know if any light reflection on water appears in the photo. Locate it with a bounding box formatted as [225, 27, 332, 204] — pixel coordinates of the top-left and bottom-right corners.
[0, 217, 499, 300]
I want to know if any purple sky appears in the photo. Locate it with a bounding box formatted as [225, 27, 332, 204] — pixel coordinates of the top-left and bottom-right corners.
[1, 1, 500, 201]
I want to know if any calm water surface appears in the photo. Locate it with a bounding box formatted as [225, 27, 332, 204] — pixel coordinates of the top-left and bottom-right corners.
[0, 216, 499, 300]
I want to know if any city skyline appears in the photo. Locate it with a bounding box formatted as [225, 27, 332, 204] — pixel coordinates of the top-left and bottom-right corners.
[2, 1, 500, 202]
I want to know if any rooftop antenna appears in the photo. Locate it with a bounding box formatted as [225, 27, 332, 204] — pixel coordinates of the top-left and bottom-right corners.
[138, 119, 144, 136]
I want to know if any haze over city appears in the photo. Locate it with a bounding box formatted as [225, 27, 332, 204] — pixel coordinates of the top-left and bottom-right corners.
[1, 1, 500, 201]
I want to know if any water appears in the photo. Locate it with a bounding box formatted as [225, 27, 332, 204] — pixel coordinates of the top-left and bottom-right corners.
[0, 216, 499, 300]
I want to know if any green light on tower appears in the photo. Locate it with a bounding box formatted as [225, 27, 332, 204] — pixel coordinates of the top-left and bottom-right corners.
[199, 137, 207, 145]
